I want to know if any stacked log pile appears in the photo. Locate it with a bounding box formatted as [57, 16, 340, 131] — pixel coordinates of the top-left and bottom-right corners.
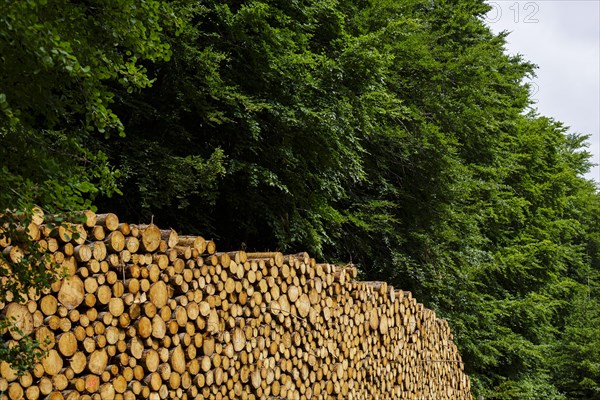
[0, 211, 471, 400]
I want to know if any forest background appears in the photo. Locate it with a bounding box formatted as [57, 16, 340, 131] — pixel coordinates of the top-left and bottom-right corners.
[1, 0, 598, 399]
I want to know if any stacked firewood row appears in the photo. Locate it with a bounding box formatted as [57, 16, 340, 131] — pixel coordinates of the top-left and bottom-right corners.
[0, 211, 471, 400]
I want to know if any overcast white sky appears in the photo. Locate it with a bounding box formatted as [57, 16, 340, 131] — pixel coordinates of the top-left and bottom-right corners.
[484, 0, 600, 184]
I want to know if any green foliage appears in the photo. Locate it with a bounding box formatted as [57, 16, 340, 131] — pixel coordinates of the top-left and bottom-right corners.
[100, 0, 367, 249]
[0, 0, 175, 372]
[550, 283, 600, 399]
[0, 318, 46, 375]
[0, 213, 54, 304]
[94, 2, 600, 398]
[0, 0, 177, 211]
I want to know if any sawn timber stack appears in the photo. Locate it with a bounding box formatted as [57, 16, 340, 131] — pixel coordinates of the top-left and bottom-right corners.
[0, 211, 472, 400]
